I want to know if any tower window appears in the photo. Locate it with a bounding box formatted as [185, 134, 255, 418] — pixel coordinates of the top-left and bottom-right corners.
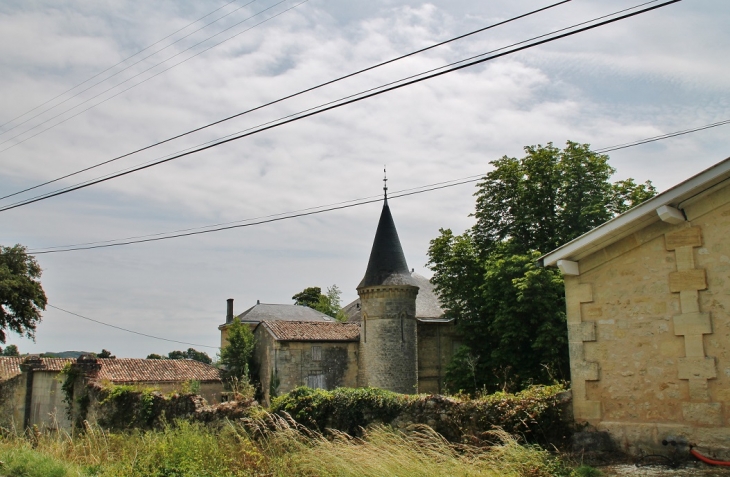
[311, 346, 322, 361]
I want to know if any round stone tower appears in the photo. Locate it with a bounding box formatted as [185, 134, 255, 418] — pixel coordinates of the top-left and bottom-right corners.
[357, 190, 419, 394]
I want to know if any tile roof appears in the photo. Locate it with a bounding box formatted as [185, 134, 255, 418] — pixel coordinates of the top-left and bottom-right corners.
[0, 357, 74, 381]
[95, 358, 222, 383]
[230, 303, 335, 324]
[263, 321, 360, 341]
[0, 357, 221, 383]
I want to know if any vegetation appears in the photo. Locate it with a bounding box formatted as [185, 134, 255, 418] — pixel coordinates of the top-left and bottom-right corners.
[145, 348, 213, 364]
[0, 244, 47, 343]
[0, 418, 592, 477]
[96, 349, 115, 359]
[292, 284, 347, 321]
[428, 141, 655, 394]
[220, 318, 256, 383]
[1, 344, 19, 356]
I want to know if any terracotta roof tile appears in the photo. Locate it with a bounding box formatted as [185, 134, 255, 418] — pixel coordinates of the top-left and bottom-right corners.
[0, 357, 221, 384]
[263, 321, 360, 341]
[0, 357, 74, 381]
[96, 358, 222, 383]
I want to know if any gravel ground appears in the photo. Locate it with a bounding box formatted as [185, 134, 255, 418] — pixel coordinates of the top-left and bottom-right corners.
[598, 462, 730, 476]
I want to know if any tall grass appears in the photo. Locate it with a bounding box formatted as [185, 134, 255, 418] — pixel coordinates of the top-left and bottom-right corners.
[0, 417, 581, 477]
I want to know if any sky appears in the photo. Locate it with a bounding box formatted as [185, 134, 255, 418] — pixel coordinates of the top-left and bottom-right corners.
[0, 0, 728, 358]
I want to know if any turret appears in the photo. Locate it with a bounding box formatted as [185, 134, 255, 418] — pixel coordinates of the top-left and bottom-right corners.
[357, 175, 419, 393]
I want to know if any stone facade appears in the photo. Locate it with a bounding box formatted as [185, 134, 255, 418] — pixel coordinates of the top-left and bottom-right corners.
[358, 286, 419, 394]
[417, 321, 460, 394]
[546, 162, 730, 459]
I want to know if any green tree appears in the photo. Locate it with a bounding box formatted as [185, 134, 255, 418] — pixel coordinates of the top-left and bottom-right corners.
[220, 318, 256, 382]
[0, 245, 47, 343]
[293, 284, 346, 321]
[167, 348, 212, 364]
[292, 287, 322, 308]
[146, 353, 164, 359]
[429, 142, 655, 394]
[1, 344, 19, 356]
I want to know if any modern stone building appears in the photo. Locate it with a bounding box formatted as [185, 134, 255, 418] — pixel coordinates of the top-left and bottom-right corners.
[220, 193, 459, 404]
[540, 156, 730, 458]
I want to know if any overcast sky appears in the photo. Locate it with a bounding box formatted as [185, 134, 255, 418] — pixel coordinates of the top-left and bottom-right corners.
[1, 0, 728, 358]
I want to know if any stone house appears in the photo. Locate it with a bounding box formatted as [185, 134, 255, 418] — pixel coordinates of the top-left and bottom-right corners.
[0, 355, 223, 431]
[540, 156, 730, 458]
[220, 192, 459, 403]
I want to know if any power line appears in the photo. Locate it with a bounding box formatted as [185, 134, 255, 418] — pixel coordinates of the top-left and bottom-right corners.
[594, 118, 730, 153]
[0, 0, 572, 201]
[0, 0, 241, 132]
[0, 0, 679, 213]
[0, 0, 303, 151]
[29, 177, 482, 254]
[47, 304, 219, 349]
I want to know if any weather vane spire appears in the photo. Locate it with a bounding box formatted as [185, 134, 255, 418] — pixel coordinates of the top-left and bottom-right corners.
[383, 165, 388, 201]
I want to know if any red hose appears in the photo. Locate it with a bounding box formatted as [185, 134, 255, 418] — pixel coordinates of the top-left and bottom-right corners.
[691, 448, 730, 467]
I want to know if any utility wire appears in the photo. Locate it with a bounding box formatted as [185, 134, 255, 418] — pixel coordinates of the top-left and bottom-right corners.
[0, 0, 302, 151]
[47, 304, 219, 349]
[0, 0, 572, 201]
[594, 118, 730, 153]
[0, 0, 240, 132]
[0, 0, 678, 213]
[29, 177, 482, 254]
[0, 0, 249, 136]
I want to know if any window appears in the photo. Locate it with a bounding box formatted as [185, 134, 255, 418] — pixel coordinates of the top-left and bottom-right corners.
[307, 373, 326, 389]
[311, 345, 322, 361]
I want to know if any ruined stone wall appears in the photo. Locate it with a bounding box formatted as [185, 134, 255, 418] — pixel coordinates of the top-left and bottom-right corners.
[253, 325, 275, 405]
[358, 286, 418, 394]
[272, 341, 358, 399]
[566, 182, 730, 458]
[417, 321, 459, 394]
[0, 375, 26, 430]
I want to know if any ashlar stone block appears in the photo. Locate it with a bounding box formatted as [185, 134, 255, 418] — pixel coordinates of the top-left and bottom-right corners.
[674, 313, 712, 336]
[677, 356, 717, 380]
[665, 226, 702, 250]
[669, 269, 707, 293]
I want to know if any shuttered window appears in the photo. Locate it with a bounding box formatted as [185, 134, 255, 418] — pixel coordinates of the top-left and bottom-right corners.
[307, 373, 326, 389]
[311, 345, 322, 361]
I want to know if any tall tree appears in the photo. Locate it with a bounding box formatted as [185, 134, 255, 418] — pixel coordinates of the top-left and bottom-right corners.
[429, 142, 655, 394]
[292, 285, 346, 321]
[1, 344, 19, 356]
[292, 287, 322, 308]
[167, 348, 212, 364]
[0, 245, 47, 343]
[220, 318, 256, 382]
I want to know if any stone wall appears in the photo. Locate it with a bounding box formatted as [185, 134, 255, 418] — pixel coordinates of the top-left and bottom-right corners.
[358, 286, 418, 394]
[0, 374, 25, 431]
[565, 181, 730, 458]
[417, 321, 459, 394]
[254, 325, 359, 406]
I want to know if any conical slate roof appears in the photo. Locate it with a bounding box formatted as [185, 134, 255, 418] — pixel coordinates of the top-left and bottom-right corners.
[358, 200, 418, 289]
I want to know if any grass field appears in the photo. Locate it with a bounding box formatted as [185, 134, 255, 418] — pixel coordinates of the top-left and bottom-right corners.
[0, 416, 594, 477]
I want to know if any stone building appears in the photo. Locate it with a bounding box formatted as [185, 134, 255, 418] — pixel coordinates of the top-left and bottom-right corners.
[220, 193, 459, 404]
[0, 355, 223, 431]
[540, 156, 730, 458]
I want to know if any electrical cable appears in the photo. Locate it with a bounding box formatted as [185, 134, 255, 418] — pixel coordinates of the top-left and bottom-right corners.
[0, 0, 240, 132]
[0, 0, 304, 151]
[28, 177, 482, 254]
[30, 175, 483, 252]
[594, 118, 730, 153]
[0, 0, 679, 213]
[0, 0, 572, 201]
[0, 0, 252, 137]
[47, 304, 220, 349]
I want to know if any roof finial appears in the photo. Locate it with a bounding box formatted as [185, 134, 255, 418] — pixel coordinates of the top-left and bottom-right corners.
[383, 165, 388, 202]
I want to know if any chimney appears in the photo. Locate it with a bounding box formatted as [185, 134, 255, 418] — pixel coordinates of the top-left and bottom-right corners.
[226, 298, 234, 323]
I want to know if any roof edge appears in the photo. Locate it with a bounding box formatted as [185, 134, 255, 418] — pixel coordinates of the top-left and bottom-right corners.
[540, 156, 730, 267]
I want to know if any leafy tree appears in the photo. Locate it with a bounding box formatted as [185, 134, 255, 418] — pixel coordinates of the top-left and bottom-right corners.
[428, 142, 655, 394]
[97, 349, 115, 359]
[292, 287, 322, 308]
[220, 318, 256, 382]
[1, 344, 19, 356]
[0, 245, 47, 343]
[293, 284, 346, 321]
[146, 353, 164, 359]
[167, 348, 212, 364]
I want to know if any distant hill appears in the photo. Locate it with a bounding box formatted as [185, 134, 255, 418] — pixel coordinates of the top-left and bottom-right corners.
[39, 351, 92, 358]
